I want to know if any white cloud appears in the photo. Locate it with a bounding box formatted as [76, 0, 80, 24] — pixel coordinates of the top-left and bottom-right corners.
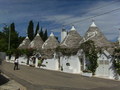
[42, 0, 120, 41]
[0, 0, 120, 41]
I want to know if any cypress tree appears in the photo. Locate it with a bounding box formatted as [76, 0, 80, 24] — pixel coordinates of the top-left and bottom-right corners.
[27, 20, 34, 41]
[35, 22, 39, 37]
[9, 23, 19, 49]
[10, 23, 15, 32]
[39, 27, 43, 40]
[43, 29, 48, 41]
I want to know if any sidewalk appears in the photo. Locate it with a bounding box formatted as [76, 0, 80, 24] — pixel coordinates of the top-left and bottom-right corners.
[0, 73, 27, 90]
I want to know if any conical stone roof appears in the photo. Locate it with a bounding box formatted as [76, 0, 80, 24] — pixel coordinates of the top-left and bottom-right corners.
[18, 36, 31, 49]
[42, 32, 59, 49]
[60, 26, 82, 49]
[28, 33, 44, 50]
[82, 21, 113, 48]
[41, 33, 59, 59]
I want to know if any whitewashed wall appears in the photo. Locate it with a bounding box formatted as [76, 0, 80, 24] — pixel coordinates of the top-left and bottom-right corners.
[18, 55, 28, 65]
[60, 55, 82, 74]
[40, 58, 59, 70]
[61, 30, 67, 42]
[10, 56, 15, 63]
[95, 51, 115, 79]
[6, 55, 28, 65]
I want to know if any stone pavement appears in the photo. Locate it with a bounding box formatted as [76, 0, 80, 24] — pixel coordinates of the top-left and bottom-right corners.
[1, 61, 120, 90]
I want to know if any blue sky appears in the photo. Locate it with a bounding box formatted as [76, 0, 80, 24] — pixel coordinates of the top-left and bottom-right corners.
[0, 0, 120, 41]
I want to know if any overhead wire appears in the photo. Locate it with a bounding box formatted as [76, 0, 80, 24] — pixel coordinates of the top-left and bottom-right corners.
[65, 7, 120, 26]
[48, 0, 119, 31]
[50, 7, 120, 32]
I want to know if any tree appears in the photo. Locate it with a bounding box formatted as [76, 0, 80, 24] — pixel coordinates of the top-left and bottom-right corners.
[80, 40, 99, 75]
[0, 23, 19, 51]
[27, 20, 34, 41]
[0, 38, 8, 51]
[113, 48, 120, 75]
[10, 23, 15, 32]
[43, 29, 48, 41]
[0, 31, 7, 51]
[23, 49, 35, 65]
[2, 25, 9, 49]
[9, 23, 19, 49]
[18, 36, 25, 45]
[39, 27, 43, 40]
[35, 22, 39, 37]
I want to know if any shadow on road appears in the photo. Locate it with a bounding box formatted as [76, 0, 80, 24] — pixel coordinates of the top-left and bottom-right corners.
[0, 74, 9, 85]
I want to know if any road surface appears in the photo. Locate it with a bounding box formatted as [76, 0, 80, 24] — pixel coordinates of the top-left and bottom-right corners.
[1, 61, 120, 90]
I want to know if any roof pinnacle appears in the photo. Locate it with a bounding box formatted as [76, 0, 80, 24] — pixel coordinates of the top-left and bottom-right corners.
[71, 25, 76, 31]
[50, 32, 54, 36]
[91, 19, 97, 27]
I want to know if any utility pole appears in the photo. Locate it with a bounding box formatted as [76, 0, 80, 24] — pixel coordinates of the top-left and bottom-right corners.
[3, 23, 11, 50]
[118, 28, 120, 45]
[8, 26, 11, 50]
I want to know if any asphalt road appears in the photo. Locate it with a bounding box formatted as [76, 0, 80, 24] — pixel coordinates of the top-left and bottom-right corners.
[1, 61, 120, 90]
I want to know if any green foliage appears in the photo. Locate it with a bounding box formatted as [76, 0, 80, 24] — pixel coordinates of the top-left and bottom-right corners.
[43, 29, 48, 41]
[0, 21, 47, 58]
[6, 49, 16, 59]
[35, 22, 39, 37]
[10, 23, 15, 32]
[56, 46, 78, 56]
[23, 49, 35, 64]
[0, 38, 8, 51]
[0, 23, 20, 52]
[10, 23, 19, 49]
[23, 49, 35, 58]
[27, 20, 34, 41]
[113, 48, 120, 75]
[113, 59, 120, 75]
[0, 25, 9, 51]
[80, 40, 98, 75]
[18, 36, 25, 45]
[39, 28, 48, 41]
[39, 27, 44, 40]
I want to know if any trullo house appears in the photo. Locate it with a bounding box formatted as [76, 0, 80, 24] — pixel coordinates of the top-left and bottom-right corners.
[40, 32, 60, 70]
[18, 36, 31, 49]
[59, 25, 85, 74]
[82, 21, 116, 79]
[8, 36, 31, 65]
[28, 33, 44, 50]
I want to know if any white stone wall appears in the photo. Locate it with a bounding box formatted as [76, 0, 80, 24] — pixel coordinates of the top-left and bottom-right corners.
[10, 56, 15, 63]
[95, 52, 115, 79]
[40, 58, 59, 70]
[18, 55, 28, 65]
[60, 55, 82, 74]
[6, 55, 28, 65]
